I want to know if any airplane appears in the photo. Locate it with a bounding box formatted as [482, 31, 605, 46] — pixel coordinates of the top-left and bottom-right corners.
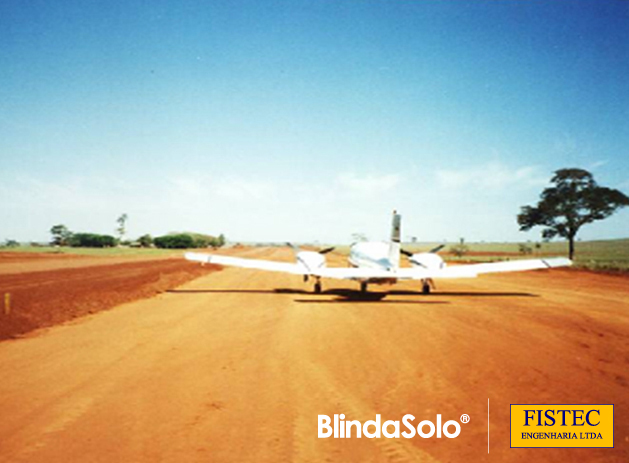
[185, 211, 572, 295]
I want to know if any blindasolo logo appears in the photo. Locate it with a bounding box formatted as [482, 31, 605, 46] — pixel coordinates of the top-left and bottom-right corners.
[511, 404, 614, 448]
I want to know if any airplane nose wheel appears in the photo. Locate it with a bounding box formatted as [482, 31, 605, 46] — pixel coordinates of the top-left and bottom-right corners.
[314, 279, 322, 294]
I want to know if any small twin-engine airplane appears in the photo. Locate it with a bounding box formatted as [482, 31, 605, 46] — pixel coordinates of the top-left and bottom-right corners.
[185, 211, 571, 294]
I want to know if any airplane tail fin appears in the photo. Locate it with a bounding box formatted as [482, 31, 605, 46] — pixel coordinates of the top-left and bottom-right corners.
[389, 210, 401, 270]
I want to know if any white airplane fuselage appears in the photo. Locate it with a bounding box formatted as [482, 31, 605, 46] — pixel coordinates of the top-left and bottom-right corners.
[348, 241, 398, 285]
[349, 242, 392, 269]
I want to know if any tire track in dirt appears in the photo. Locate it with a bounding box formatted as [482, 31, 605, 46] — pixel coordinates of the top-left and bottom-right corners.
[276, 286, 444, 463]
[293, 358, 442, 463]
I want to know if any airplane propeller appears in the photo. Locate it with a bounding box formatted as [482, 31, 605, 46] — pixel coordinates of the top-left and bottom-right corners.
[428, 244, 446, 253]
[401, 243, 446, 257]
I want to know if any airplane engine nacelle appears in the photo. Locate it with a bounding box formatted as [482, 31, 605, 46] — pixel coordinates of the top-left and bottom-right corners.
[297, 251, 326, 272]
[410, 252, 446, 270]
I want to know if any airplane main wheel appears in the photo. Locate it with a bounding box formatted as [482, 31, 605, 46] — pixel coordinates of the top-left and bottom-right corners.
[360, 282, 368, 293]
[314, 281, 322, 294]
[422, 282, 431, 295]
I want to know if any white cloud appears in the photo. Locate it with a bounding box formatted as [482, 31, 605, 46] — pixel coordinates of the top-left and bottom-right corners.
[588, 159, 609, 170]
[1, 175, 119, 211]
[169, 177, 209, 197]
[436, 163, 547, 190]
[213, 177, 276, 200]
[163, 175, 277, 203]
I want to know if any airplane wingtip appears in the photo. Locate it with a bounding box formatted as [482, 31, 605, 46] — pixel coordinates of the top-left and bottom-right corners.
[542, 257, 573, 268]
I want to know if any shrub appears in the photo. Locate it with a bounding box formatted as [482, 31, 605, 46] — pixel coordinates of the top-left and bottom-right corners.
[450, 238, 469, 258]
[153, 232, 226, 249]
[154, 234, 195, 249]
[69, 233, 117, 248]
[518, 243, 533, 255]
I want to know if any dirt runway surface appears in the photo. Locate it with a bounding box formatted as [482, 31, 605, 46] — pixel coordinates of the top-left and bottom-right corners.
[0, 247, 628, 462]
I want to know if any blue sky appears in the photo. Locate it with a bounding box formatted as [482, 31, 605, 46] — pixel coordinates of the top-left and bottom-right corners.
[1, 0, 628, 243]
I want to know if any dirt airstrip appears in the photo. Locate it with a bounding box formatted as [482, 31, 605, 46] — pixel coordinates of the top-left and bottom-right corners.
[0, 247, 628, 462]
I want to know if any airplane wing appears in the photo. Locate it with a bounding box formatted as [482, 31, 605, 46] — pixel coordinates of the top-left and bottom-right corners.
[396, 257, 572, 280]
[184, 252, 308, 275]
[395, 266, 478, 279]
[462, 257, 572, 274]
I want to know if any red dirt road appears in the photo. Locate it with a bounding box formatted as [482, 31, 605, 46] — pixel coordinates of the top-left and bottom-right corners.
[0, 251, 179, 274]
[0, 247, 628, 462]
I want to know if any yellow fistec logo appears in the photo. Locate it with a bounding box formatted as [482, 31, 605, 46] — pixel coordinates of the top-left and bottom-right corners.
[511, 404, 613, 448]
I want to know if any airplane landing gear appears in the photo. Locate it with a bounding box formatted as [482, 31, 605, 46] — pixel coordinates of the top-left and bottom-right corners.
[360, 281, 368, 293]
[422, 280, 431, 295]
[314, 279, 322, 294]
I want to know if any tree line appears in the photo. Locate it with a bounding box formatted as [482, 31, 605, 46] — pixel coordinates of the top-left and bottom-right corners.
[49, 215, 226, 249]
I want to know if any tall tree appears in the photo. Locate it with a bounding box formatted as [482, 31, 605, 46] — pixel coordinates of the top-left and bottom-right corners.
[50, 224, 72, 246]
[517, 168, 629, 259]
[116, 213, 128, 242]
[138, 234, 153, 248]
